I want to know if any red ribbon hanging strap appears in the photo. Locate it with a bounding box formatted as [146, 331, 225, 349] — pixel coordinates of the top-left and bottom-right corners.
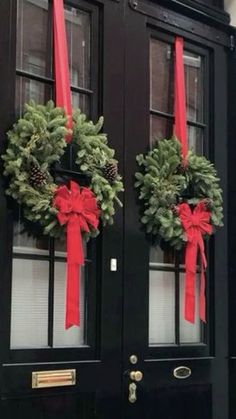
[178, 202, 212, 323]
[53, 0, 72, 142]
[174, 37, 188, 162]
[53, 181, 100, 329]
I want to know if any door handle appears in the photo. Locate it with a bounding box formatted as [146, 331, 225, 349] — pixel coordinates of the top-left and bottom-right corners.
[128, 382, 137, 403]
[129, 370, 143, 382]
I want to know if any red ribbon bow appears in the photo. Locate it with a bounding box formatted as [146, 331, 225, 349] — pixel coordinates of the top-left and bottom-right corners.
[178, 202, 212, 323]
[53, 181, 100, 329]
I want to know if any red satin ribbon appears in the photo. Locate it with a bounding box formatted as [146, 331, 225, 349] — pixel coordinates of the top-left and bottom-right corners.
[178, 202, 212, 323]
[53, 181, 100, 329]
[53, 0, 72, 142]
[174, 37, 188, 163]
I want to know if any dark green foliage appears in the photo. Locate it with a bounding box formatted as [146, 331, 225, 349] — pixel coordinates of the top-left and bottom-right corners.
[3, 101, 124, 239]
[135, 138, 223, 249]
[73, 109, 123, 228]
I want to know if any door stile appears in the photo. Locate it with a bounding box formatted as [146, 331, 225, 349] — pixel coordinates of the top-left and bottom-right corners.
[96, 0, 125, 417]
[122, 6, 150, 417]
[211, 44, 228, 419]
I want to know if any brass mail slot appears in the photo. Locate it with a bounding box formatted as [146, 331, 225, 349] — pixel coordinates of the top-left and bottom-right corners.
[32, 369, 76, 389]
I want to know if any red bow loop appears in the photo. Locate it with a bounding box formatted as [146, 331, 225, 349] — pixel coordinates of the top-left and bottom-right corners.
[178, 201, 212, 323]
[53, 181, 100, 329]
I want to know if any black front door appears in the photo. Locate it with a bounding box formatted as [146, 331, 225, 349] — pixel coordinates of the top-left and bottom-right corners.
[0, 1, 124, 418]
[122, 2, 229, 419]
[0, 1, 230, 419]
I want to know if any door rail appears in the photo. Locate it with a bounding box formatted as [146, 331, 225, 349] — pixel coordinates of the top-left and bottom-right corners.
[129, 0, 233, 48]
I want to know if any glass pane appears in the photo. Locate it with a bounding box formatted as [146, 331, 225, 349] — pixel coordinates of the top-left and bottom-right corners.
[149, 271, 175, 345]
[179, 273, 202, 343]
[184, 51, 203, 123]
[65, 6, 91, 89]
[188, 125, 204, 155]
[150, 39, 173, 113]
[17, 0, 51, 77]
[16, 76, 52, 116]
[13, 210, 49, 255]
[150, 246, 175, 266]
[53, 262, 86, 347]
[72, 92, 90, 115]
[150, 115, 172, 143]
[11, 259, 49, 348]
[54, 238, 66, 255]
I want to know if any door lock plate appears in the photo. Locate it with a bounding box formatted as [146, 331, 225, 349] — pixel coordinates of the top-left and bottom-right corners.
[129, 382, 137, 403]
[173, 366, 191, 380]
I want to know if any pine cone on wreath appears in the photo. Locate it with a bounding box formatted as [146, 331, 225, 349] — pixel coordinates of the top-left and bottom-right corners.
[176, 161, 187, 175]
[170, 204, 179, 215]
[29, 163, 47, 188]
[102, 161, 118, 183]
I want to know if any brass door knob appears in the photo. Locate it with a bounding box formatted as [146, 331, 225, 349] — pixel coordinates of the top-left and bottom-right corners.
[129, 370, 143, 382]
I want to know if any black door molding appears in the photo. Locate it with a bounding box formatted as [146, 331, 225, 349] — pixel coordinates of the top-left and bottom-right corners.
[129, 0, 231, 34]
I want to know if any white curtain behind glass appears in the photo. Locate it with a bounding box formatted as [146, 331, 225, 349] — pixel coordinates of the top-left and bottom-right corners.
[149, 271, 175, 345]
[11, 259, 49, 348]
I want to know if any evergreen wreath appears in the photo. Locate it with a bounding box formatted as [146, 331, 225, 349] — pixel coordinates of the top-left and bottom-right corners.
[3, 100, 123, 239]
[135, 138, 223, 250]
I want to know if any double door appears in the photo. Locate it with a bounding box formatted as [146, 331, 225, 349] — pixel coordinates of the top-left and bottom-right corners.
[0, 0, 229, 418]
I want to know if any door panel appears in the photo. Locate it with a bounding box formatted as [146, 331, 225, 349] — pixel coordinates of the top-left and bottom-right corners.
[146, 384, 212, 419]
[2, 393, 96, 419]
[123, 3, 228, 419]
[0, 0, 124, 418]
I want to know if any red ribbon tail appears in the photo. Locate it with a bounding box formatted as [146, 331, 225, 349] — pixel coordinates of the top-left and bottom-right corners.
[198, 233, 207, 322]
[184, 242, 197, 323]
[65, 219, 84, 329]
[199, 263, 206, 323]
[174, 36, 188, 161]
[65, 263, 80, 329]
[184, 271, 195, 323]
[53, 0, 73, 143]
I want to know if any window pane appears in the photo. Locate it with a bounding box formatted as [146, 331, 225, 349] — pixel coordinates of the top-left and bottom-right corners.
[53, 262, 87, 347]
[150, 39, 204, 125]
[150, 246, 175, 266]
[72, 92, 90, 115]
[188, 125, 204, 155]
[16, 76, 52, 115]
[184, 51, 204, 123]
[13, 210, 49, 255]
[65, 6, 91, 89]
[17, 0, 51, 77]
[11, 259, 49, 348]
[149, 271, 175, 345]
[150, 39, 173, 113]
[179, 273, 202, 343]
[150, 115, 172, 143]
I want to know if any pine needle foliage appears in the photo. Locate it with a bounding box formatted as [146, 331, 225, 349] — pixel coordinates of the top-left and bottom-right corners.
[3, 101, 123, 239]
[135, 138, 223, 249]
[73, 109, 124, 228]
